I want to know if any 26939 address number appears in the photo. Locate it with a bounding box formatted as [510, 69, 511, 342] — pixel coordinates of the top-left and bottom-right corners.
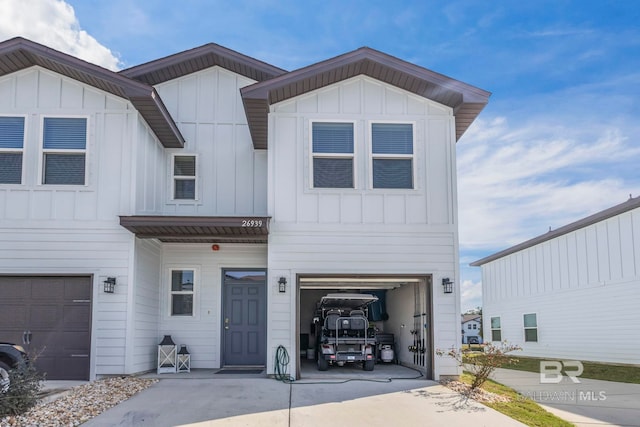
[241, 220, 263, 227]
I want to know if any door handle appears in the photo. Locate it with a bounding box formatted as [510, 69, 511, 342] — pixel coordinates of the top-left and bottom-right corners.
[22, 331, 27, 345]
[224, 318, 229, 330]
[27, 331, 32, 344]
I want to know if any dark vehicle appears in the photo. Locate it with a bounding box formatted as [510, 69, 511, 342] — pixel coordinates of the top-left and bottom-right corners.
[0, 343, 28, 393]
[315, 293, 377, 371]
[468, 337, 480, 345]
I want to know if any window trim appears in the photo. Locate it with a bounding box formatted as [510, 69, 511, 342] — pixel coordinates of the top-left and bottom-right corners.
[368, 121, 416, 190]
[38, 115, 89, 186]
[0, 115, 27, 185]
[309, 120, 357, 190]
[171, 153, 199, 201]
[490, 316, 502, 342]
[523, 312, 538, 343]
[168, 267, 198, 318]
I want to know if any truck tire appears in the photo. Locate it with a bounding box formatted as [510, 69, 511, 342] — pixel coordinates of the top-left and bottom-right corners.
[317, 357, 329, 371]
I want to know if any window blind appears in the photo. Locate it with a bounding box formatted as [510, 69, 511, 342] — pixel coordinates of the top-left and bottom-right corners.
[43, 118, 87, 149]
[372, 123, 413, 154]
[312, 122, 354, 153]
[0, 117, 24, 148]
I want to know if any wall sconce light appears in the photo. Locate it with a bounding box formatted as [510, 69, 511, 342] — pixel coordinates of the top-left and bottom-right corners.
[442, 277, 453, 294]
[278, 277, 287, 293]
[103, 277, 116, 293]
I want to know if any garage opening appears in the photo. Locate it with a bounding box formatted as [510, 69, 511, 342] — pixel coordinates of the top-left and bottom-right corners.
[297, 275, 432, 380]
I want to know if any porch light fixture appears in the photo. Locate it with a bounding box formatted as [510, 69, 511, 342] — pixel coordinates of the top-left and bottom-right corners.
[278, 277, 287, 293]
[442, 278, 454, 294]
[103, 277, 116, 293]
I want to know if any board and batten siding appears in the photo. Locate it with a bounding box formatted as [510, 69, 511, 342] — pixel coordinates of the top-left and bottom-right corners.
[151, 66, 267, 216]
[267, 76, 461, 379]
[482, 207, 640, 364]
[0, 66, 168, 377]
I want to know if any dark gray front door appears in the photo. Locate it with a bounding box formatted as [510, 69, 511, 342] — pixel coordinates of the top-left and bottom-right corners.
[0, 276, 91, 380]
[222, 270, 266, 366]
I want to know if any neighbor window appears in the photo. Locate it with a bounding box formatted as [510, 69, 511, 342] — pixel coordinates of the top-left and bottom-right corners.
[0, 116, 25, 184]
[42, 117, 87, 185]
[371, 123, 413, 189]
[472, 324, 477, 329]
[173, 155, 197, 199]
[467, 324, 472, 329]
[490, 316, 502, 341]
[524, 313, 538, 342]
[311, 122, 354, 188]
[170, 269, 194, 316]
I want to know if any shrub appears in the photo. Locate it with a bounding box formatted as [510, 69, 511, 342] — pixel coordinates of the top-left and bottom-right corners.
[437, 341, 521, 390]
[0, 360, 44, 417]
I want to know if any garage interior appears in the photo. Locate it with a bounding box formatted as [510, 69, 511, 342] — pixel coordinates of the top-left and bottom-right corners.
[297, 275, 433, 380]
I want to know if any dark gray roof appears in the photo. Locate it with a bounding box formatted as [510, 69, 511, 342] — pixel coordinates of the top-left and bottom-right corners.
[120, 215, 270, 243]
[241, 46, 491, 149]
[471, 196, 640, 266]
[120, 43, 287, 85]
[0, 37, 184, 148]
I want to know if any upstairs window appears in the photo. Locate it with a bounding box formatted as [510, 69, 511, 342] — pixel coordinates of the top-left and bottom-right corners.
[490, 316, 502, 342]
[311, 122, 354, 188]
[42, 117, 87, 185]
[371, 123, 414, 189]
[170, 269, 195, 316]
[173, 155, 197, 199]
[0, 116, 25, 184]
[524, 313, 538, 342]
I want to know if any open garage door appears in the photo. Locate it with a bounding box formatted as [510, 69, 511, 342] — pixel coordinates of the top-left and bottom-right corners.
[297, 275, 432, 380]
[0, 276, 92, 380]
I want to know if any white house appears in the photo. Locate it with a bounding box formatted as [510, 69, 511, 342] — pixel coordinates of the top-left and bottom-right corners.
[472, 196, 640, 365]
[461, 314, 482, 344]
[0, 37, 490, 381]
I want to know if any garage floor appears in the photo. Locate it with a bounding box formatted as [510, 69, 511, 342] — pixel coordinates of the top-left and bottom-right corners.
[298, 358, 424, 381]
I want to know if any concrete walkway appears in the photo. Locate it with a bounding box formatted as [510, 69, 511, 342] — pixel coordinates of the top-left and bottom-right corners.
[82, 377, 525, 427]
[490, 368, 640, 427]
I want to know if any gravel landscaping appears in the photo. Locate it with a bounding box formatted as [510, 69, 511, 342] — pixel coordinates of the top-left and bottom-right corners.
[0, 377, 157, 427]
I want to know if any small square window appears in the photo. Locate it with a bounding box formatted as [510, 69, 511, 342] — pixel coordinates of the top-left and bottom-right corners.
[173, 155, 196, 199]
[170, 270, 194, 316]
[524, 313, 538, 342]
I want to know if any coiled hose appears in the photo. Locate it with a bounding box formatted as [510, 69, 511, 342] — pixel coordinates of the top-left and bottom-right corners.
[274, 345, 294, 382]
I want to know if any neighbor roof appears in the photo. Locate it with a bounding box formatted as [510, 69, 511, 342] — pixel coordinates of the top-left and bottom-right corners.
[120, 42, 287, 85]
[471, 196, 640, 266]
[241, 46, 491, 149]
[462, 314, 481, 323]
[0, 37, 184, 148]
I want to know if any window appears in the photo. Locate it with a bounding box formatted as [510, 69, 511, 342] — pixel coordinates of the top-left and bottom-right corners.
[42, 117, 87, 185]
[0, 116, 25, 184]
[173, 155, 196, 199]
[491, 316, 501, 341]
[311, 122, 354, 188]
[472, 324, 477, 329]
[371, 123, 413, 189]
[524, 313, 538, 342]
[170, 269, 194, 316]
[467, 324, 472, 329]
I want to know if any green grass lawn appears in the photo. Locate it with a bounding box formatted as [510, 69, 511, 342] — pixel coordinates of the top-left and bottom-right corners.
[504, 356, 640, 384]
[460, 372, 573, 427]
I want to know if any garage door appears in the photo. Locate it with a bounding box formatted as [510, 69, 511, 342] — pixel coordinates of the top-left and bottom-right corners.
[0, 276, 92, 380]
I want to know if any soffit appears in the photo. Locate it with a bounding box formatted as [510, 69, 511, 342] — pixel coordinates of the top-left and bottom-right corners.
[119, 43, 287, 85]
[119, 215, 270, 243]
[241, 47, 491, 149]
[0, 37, 184, 148]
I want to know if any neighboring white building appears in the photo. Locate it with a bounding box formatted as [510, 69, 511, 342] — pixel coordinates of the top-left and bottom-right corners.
[461, 314, 483, 344]
[472, 196, 640, 365]
[0, 37, 490, 381]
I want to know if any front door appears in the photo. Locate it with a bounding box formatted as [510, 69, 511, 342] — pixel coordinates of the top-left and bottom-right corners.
[222, 270, 266, 366]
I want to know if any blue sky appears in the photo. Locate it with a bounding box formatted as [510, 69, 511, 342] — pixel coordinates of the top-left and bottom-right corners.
[2, 0, 639, 311]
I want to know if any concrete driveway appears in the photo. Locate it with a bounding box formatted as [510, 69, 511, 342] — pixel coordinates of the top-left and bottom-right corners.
[82, 377, 525, 427]
[490, 368, 640, 427]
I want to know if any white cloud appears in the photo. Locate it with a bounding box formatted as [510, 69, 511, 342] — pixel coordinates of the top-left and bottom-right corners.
[460, 279, 482, 313]
[458, 116, 640, 252]
[0, 0, 120, 70]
